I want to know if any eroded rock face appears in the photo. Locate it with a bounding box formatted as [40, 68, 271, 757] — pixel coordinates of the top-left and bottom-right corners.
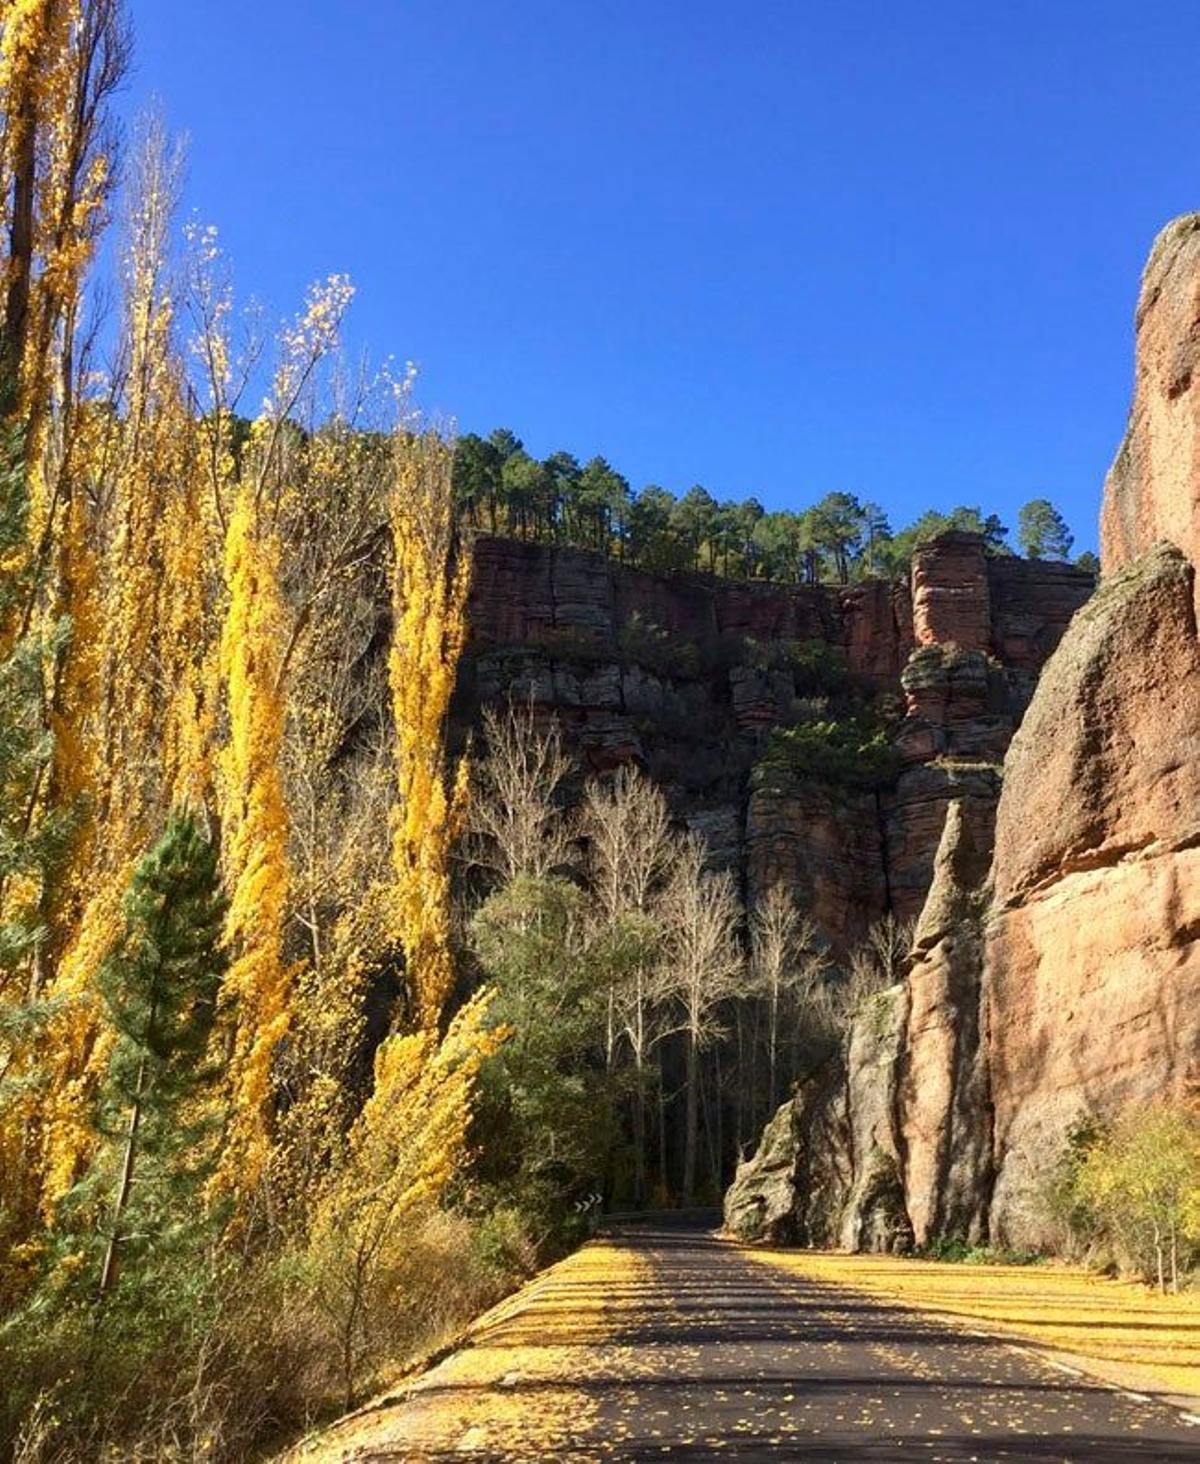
[465, 535, 1090, 961]
[899, 800, 996, 1247]
[912, 533, 991, 652]
[985, 545, 1200, 1245]
[839, 983, 913, 1253]
[993, 545, 1200, 904]
[723, 987, 912, 1253]
[745, 781, 887, 950]
[1101, 214, 1200, 591]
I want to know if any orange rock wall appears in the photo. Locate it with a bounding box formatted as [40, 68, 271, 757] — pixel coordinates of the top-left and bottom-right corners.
[1101, 214, 1200, 594]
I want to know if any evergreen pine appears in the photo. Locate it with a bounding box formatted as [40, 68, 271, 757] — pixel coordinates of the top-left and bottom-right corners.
[92, 811, 228, 1296]
[1017, 497, 1074, 559]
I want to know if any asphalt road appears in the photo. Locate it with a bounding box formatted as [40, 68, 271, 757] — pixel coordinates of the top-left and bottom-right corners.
[330, 1217, 1200, 1463]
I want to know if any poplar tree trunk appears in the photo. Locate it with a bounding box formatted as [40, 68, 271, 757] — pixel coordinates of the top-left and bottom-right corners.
[0, 73, 37, 419]
[682, 1031, 698, 1205]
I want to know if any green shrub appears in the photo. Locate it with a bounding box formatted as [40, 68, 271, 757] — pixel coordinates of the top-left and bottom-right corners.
[618, 613, 700, 678]
[743, 637, 850, 694]
[920, 1236, 1042, 1266]
[755, 716, 901, 791]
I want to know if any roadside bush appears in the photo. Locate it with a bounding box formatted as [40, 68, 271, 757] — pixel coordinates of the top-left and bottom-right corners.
[920, 1236, 1041, 1266]
[2, 1204, 533, 1463]
[1047, 1102, 1200, 1292]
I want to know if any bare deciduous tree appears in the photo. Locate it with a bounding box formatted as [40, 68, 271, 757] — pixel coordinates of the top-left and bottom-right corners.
[866, 912, 916, 987]
[659, 834, 744, 1205]
[749, 882, 822, 1112]
[845, 912, 916, 1011]
[582, 765, 676, 1203]
[468, 699, 576, 884]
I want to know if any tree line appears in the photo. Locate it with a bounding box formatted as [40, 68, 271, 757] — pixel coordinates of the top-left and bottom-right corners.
[454, 428, 1092, 582]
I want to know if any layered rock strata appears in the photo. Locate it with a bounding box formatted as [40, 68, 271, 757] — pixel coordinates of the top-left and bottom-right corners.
[465, 534, 1090, 953]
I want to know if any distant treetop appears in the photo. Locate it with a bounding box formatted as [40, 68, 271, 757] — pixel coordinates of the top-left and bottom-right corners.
[453, 429, 1089, 586]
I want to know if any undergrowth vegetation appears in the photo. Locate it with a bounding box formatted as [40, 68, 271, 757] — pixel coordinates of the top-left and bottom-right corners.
[1047, 1103, 1200, 1292]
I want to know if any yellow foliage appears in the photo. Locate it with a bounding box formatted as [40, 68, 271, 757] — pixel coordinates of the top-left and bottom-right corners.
[745, 1244, 1200, 1400]
[18, 121, 216, 1215]
[0, 0, 114, 443]
[306, 989, 505, 1393]
[35, 871, 125, 1211]
[214, 481, 293, 1196]
[296, 1235, 652, 1459]
[387, 430, 471, 1028]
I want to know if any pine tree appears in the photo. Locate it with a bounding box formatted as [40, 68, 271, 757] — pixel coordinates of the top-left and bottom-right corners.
[91, 810, 227, 1296]
[1017, 498, 1074, 560]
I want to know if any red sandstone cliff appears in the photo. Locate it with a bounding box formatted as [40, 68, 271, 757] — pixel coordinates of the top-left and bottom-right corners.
[982, 217, 1200, 1246]
[730, 219, 1200, 1255]
[465, 534, 1089, 955]
[1101, 214, 1200, 596]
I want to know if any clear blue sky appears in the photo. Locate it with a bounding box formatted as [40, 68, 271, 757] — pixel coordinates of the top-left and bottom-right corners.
[126, 1, 1200, 553]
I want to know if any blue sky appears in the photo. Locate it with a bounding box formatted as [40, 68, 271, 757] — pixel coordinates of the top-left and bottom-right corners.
[126, 1, 1200, 553]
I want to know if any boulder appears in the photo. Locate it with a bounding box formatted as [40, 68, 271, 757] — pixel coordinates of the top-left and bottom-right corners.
[724, 985, 913, 1253]
[723, 1061, 851, 1245]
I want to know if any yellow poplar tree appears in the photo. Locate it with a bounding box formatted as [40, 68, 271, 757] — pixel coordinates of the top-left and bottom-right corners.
[212, 275, 353, 1200]
[0, 0, 126, 1216]
[214, 480, 291, 1194]
[315, 423, 498, 1367]
[36, 113, 214, 1211]
[308, 988, 504, 1406]
[387, 427, 471, 1028]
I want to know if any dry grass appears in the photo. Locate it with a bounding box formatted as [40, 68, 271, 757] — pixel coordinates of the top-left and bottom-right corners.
[741, 1245, 1200, 1400]
[287, 1236, 652, 1460]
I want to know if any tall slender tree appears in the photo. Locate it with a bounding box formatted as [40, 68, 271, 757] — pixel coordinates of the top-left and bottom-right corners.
[92, 811, 226, 1297]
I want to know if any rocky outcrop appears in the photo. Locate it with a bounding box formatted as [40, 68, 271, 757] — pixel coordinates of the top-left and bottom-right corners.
[723, 984, 912, 1252]
[727, 217, 1200, 1259]
[723, 1061, 851, 1246]
[1100, 214, 1200, 594]
[912, 532, 991, 652]
[899, 800, 995, 1247]
[838, 983, 913, 1252]
[882, 763, 1001, 925]
[978, 218, 1200, 1244]
[984, 544, 1200, 1245]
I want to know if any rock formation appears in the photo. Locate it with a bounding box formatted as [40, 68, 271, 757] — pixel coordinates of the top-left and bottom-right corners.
[464, 534, 1090, 953]
[986, 216, 1200, 1244]
[899, 799, 995, 1248]
[727, 214, 1200, 1256]
[1101, 214, 1200, 594]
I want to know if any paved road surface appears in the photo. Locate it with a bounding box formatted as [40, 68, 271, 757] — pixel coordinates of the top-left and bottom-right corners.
[326, 1218, 1199, 1462]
